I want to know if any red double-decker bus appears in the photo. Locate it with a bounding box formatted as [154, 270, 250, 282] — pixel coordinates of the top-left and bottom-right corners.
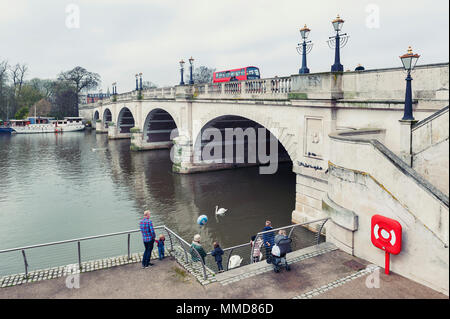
[213, 66, 260, 83]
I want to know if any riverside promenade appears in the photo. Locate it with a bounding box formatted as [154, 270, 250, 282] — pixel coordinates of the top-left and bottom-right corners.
[0, 243, 445, 299]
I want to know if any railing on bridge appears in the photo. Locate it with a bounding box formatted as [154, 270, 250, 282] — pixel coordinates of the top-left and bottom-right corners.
[0, 218, 328, 281]
[85, 76, 292, 109]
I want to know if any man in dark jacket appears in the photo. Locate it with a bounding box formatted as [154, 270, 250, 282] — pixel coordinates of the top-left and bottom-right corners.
[262, 220, 275, 264]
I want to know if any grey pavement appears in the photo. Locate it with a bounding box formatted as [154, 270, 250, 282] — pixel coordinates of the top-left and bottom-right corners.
[0, 248, 446, 299]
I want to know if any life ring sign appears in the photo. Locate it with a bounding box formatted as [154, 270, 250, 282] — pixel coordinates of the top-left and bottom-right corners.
[371, 214, 402, 275]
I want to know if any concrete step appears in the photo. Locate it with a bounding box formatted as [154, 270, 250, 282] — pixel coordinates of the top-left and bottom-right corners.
[215, 242, 337, 284]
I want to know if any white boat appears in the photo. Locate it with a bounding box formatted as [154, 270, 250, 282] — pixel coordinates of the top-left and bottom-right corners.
[10, 117, 85, 134]
[53, 117, 85, 132]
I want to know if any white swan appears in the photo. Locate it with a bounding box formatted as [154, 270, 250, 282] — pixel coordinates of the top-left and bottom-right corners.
[215, 205, 228, 216]
[228, 255, 243, 269]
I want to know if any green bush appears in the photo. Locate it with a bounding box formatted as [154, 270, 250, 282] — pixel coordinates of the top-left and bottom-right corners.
[14, 106, 29, 119]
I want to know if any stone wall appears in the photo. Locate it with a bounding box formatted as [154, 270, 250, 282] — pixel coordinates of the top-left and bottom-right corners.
[327, 129, 449, 295]
[412, 106, 449, 195]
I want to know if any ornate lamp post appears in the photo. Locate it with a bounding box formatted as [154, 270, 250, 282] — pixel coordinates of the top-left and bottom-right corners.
[188, 56, 194, 85]
[327, 15, 349, 72]
[296, 25, 313, 74]
[179, 60, 185, 85]
[139, 72, 143, 90]
[135, 74, 139, 91]
[112, 82, 117, 95]
[400, 46, 420, 121]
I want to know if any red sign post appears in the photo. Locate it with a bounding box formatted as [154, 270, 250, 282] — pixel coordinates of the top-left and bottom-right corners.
[371, 215, 402, 275]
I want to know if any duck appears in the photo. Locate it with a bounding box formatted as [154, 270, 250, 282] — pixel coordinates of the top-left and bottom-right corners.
[215, 205, 228, 216]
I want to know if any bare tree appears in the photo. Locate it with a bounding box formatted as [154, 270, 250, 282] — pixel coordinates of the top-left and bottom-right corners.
[142, 80, 158, 89]
[58, 66, 101, 115]
[186, 66, 216, 84]
[9, 63, 28, 96]
[0, 61, 9, 119]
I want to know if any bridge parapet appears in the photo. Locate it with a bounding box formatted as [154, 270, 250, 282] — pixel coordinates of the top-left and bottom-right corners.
[81, 63, 448, 109]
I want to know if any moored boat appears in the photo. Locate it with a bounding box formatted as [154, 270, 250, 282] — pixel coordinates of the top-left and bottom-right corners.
[0, 120, 14, 134]
[10, 117, 85, 134]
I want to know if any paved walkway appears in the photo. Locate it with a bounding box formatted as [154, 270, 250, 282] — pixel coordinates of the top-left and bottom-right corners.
[0, 244, 446, 299]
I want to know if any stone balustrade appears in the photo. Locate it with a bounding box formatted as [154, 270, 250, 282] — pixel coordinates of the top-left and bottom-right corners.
[83, 63, 448, 110]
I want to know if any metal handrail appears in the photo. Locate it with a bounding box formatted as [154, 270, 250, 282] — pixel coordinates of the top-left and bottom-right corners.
[250, 217, 329, 264]
[1, 218, 329, 280]
[0, 225, 164, 278]
[0, 227, 161, 254]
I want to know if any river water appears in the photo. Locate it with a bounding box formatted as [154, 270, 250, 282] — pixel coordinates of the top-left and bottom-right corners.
[0, 131, 315, 276]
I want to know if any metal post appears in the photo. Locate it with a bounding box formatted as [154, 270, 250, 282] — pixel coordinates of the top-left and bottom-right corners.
[180, 67, 185, 85]
[139, 75, 143, 91]
[189, 63, 194, 85]
[316, 218, 329, 245]
[21, 250, 29, 279]
[176, 235, 189, 262]
[299, 41, 310, 74]
[331, 33, 343, 72]
[135, 77, 138, 91]
[166, 227, 174, 252]
[77, 241, 82, 270]
[127, 233, 131, 260]
[402, 71, 414, 120]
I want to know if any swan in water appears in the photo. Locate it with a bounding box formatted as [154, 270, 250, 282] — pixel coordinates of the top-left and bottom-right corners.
[215, 206, 228, 216]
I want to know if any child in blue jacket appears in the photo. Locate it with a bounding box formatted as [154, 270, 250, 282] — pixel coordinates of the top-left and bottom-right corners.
[155, 234, 165, 260]
[211, 241, 224, 272]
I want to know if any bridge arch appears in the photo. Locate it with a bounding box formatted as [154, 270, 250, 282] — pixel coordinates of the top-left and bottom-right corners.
[193, 115, 292, 166]
[93, 110, 99, 122]
[103, 108, 112, 129]
[117, 107, 135, 134]
[143, 108, 179, 143]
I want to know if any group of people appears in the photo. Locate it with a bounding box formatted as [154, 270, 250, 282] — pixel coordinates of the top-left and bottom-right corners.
[140, 211, 290, 273]
[139, 210, 226, 272]
[252, 220, 291, 270]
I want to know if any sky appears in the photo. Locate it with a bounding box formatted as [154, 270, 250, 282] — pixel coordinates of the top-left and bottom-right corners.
[0, 0, 448, 93]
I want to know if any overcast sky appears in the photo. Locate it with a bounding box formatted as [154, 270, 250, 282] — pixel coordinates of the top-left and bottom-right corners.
[1, 0, 448, 93]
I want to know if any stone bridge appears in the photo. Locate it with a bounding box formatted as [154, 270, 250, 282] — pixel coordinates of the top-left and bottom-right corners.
[80, 63, 449, 295]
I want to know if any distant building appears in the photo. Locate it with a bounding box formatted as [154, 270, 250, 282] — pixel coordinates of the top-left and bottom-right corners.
[79, 93, 88, 105]
[355, 64, 365, 71]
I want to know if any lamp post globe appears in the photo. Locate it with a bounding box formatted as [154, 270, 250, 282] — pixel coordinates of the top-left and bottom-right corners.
[400, 46, 420, 121]
[332, 14, 345, 32]
[300, 24, 310, 40]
